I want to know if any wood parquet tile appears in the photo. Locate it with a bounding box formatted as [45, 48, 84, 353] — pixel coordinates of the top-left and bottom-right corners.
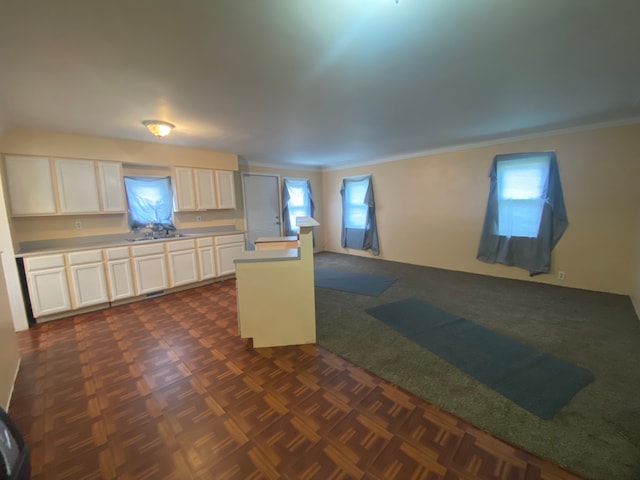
[10, 279, 585, 479]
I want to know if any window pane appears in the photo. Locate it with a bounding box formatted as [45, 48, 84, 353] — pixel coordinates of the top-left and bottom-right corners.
[124, 176, 175, 229]
[346, 205, 367, 229]
[497, 157, 549, 200]
[347, 181, 368, 205]
[289, 186, 306, 207]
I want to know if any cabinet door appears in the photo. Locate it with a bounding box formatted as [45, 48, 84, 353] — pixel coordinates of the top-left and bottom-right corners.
[4, 155, 57, 215]
[198, 246, 217, 280]
[69, 262, 109, 308]
[27, 268, 72, 317]
[55, 158, 100, 213]
[106, 259, 135, 301]
[194, 168, 218, 209]
[216, 243, 244, 276]
[167, 250, 198, 287]
[215, 170, 236, 209]
[133, 254, 168, 295]
[98, 161, 125, 212]
[173, 167, 196, 211]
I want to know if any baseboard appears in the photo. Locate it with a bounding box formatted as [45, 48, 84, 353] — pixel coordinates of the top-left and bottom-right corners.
[4, 356, 21, 411]
[632, 295, 640, 322]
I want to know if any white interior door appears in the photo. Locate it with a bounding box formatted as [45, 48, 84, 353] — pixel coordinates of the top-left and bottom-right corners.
[242, 173, 281, 250]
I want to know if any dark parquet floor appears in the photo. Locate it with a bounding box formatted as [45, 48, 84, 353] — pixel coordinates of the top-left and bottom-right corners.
[10, 280, 585, 479]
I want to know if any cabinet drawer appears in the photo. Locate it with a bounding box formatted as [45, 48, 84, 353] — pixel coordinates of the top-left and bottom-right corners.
[131, 243, 165, 257]
[197, 237, 213, 248]
[67, 250, 103, 265]
[105, 247, 130, 261]
[166, 239, 196, 252]
[25, 254, 65, 271]
[215, 234, 244, 246]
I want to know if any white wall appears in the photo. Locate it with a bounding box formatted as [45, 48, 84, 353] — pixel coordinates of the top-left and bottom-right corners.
[0, 251, 20, 408]
[0, 96, 21, 406]
[0, 161, 28, 331]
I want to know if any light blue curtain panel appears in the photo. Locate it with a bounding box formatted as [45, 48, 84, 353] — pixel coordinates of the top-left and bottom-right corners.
[477, 152, 568, 275]
[340, 175, 379, 256]
[124, 176, 175, 230]
[282, 178, 314, 236]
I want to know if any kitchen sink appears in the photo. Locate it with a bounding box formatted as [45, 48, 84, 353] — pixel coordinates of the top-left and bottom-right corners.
[126, 233, 193, 242]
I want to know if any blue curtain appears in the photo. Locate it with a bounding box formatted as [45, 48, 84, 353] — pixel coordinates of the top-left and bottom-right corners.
[477, 152, 568, 276]
[341, 175, 379, 256]
[124, 176, 175, 230]
[282, 178, 314, 236]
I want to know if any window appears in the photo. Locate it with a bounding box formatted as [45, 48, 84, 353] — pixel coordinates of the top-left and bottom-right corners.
[343, 179, 369, 229]
[496, 155, 550, 237]
[477, 152, 568, 275]
[341, 175, 379, 255]
[123, 176, 175, 230]
[282, 178, 314, 235]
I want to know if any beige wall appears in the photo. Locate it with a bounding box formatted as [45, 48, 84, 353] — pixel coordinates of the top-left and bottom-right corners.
[0, 252, 21, 408]
[0, 128, 237, 169]
[1, 129, 245, 244]
[238, 162, 325, 251]
[323, 124, 640, 295]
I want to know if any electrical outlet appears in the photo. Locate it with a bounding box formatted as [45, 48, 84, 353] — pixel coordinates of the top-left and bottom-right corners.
[196, 215, 202, 222]
[557, 271, 565, 280]
[74, 220, 82, 229]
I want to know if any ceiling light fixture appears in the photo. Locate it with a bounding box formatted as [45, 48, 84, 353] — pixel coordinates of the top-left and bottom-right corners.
[142, 120, 175, 138]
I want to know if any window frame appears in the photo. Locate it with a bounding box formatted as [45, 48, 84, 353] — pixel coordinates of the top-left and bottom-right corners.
[495, 155, 551, 239]
[282, 177, 313, 235]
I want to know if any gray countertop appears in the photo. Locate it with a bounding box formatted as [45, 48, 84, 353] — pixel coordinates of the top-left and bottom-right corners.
[16, 226, 245, 257]
[234, 248, 300, 264]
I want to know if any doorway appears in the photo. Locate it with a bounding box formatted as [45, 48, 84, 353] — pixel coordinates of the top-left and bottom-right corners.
[242, 173, 282, 250]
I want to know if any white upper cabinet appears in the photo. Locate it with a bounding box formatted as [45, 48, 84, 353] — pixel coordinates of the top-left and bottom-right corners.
[4, 155, 126, 216]
[98, 161, 126, 212]
[174, 167, 233, 211]
[55, 158, 101, 213]
[4, 155, 57, 215]
[173, 167, 197, 211]
[216, 170, 236, 209]
[194, 168, 218, 209]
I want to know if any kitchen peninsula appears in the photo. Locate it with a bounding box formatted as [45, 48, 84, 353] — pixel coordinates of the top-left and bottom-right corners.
[234, 217, 319, 348]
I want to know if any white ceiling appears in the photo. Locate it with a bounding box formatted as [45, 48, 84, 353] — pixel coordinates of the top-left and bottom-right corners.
[1, 0, 639, 169]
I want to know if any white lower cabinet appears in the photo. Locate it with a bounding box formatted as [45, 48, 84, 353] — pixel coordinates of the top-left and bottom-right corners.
[167, 240, 198, 287]
[23, 232, 245, 320]
[25, 255, 72, 318]
[197, 237, 216, 280]
[67, 250, 109, 309]
[215, 234, 245, 276]
[105, 247, 134, 301]
[132, 243, 168, 295]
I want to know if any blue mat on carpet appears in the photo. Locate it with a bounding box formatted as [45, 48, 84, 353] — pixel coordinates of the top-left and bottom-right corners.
[314, 268, 396, 296]
[366, 298, 594, 419]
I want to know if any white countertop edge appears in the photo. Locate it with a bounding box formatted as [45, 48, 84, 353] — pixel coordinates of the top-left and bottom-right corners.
[234, 248, 300, 263]
[296, 216, 320, 227]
